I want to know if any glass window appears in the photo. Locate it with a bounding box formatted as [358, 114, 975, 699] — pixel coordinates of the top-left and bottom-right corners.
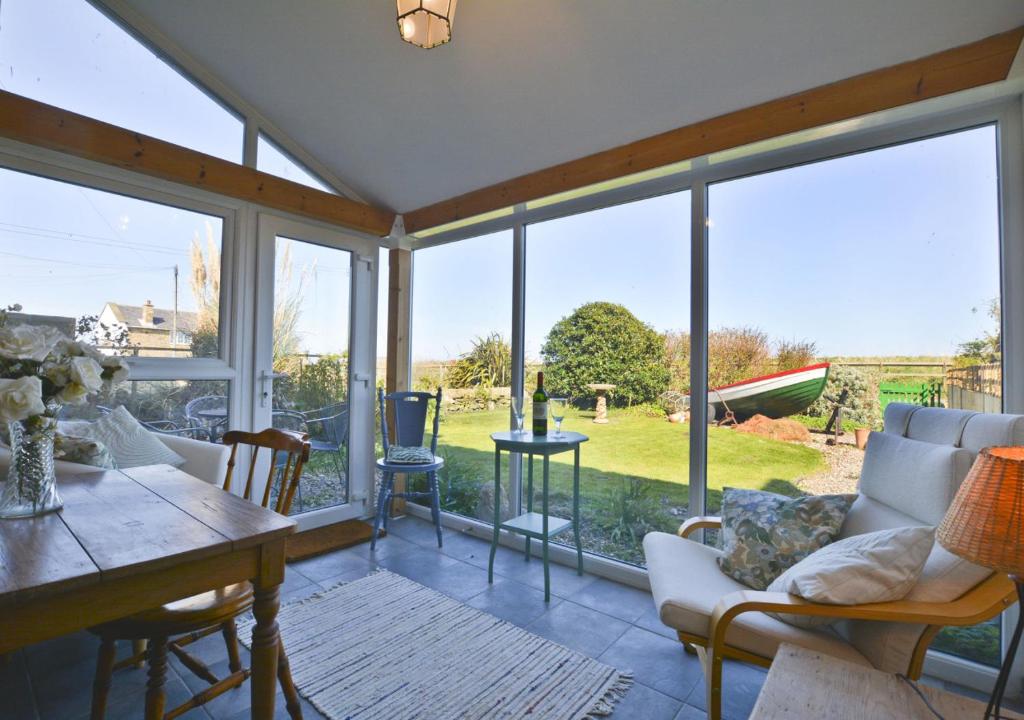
[525, 191, 691, 566]
[0, 167, 225, 360]
[411, 231, 513, 522]
[257, 134, 335, 193]
[0, 0, 243, 162]
[61, 380, 231, 442]
[271, 237, 352, 515]
[706, 125, 1002, 666]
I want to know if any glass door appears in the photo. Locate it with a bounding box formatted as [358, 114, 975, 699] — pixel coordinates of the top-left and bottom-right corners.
[254, 214, 379, 529]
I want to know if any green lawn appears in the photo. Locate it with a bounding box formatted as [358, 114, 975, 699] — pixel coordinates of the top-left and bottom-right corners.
[419, 407, 825, 563]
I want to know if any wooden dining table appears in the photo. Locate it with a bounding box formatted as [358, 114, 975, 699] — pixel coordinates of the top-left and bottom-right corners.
[0, 464, 296, 719]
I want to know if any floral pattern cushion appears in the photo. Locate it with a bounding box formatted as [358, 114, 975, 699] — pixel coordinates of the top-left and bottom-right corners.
[716, 487, 857, 590]
[54, 433, 115, 469]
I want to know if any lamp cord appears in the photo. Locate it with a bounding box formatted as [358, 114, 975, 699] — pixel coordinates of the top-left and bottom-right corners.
[897, 674, 945, 720]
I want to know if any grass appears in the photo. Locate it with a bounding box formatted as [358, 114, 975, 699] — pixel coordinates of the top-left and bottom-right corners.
[420, 407, 824, 563]
[433, 407, 824, 513]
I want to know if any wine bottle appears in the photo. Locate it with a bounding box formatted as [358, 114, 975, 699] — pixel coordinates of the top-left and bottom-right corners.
[533, 371, 548, 435]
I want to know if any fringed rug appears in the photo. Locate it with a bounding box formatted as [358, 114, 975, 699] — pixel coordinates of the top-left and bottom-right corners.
[240, 570, 632, 719]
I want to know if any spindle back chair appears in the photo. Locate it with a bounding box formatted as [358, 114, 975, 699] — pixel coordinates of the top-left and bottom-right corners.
[222, 428, 311, 516]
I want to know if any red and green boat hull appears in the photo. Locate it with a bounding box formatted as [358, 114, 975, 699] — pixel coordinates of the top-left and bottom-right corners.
[708, 362, 830, 421]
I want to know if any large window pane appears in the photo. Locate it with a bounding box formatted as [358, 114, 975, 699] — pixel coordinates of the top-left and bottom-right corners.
[707, 126, 1002, 666]
[0, 167, 224, 359]
[257, 134, 336, 193]
[0, 0, 242, 161]
[411, 231, 513, 523]
[525, 191, 690, 566]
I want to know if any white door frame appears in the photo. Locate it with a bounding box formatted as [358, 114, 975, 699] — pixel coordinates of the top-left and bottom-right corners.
[254, 212, 379, 530]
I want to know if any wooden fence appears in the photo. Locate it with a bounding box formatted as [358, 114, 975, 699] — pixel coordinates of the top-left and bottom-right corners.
[945, 363, 1002, 413]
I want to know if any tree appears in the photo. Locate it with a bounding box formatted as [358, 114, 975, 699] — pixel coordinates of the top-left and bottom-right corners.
[188, 231, 312, 366]
[542, 302, 669, 406]
[955, 298, 1001, 366]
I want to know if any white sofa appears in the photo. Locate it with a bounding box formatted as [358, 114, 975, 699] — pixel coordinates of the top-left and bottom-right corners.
[643, 403, 1024, 719]
[0, 432, 230, 487]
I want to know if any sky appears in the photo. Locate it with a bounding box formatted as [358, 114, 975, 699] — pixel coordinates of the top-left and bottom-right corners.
[413, 123, 1000, 361]
[0, 0, 382, 357]
[0, 0, 1003, 365]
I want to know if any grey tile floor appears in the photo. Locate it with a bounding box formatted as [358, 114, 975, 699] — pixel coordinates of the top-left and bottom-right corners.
[2, 515, 996, 720]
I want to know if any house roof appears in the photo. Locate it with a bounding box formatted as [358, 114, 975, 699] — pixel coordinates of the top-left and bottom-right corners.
[117, 0, 1024, 213]
[104, 302, 198, 333]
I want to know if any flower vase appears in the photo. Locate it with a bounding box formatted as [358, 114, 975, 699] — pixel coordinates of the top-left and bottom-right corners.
[0, 414, 62, 518]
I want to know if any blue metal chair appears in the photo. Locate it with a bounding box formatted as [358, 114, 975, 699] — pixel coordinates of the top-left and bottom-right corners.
[373, 387, 444, 550]
[304, 402, 349, 489]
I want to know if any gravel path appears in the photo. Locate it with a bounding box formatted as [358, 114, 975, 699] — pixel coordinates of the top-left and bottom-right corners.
[794, 431, 864, 495]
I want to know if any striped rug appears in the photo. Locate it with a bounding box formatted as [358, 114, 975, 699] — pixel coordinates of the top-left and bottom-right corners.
[240, 570, 632, 719]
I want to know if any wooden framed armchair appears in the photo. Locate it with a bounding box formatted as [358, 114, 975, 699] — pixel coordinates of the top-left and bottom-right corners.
[644, 404, 1024, 720]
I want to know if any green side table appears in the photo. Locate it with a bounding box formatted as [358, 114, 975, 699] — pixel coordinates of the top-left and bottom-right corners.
[487, 430, 589, 602]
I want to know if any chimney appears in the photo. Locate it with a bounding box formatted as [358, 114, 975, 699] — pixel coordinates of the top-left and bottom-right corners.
[141, 300, 154, 325]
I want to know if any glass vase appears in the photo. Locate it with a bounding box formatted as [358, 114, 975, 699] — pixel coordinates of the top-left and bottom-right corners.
[0, 414, 62, 518]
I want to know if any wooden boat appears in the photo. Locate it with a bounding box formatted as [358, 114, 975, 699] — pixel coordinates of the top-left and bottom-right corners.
[708, 362, 830, 421]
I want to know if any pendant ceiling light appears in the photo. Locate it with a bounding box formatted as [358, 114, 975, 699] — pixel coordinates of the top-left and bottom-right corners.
[397, 0, 458, 49]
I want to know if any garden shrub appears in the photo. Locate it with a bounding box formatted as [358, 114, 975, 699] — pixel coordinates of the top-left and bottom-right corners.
[806, 364, 880, 428]
[775, 338, 817, 371]
[447, 333, 511, 389]
[707, 326, 772, 389]
[542, 302, 669, 406]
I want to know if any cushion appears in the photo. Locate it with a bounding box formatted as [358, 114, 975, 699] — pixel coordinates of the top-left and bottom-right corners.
[882, 403, 918, 437]
[716, 488, 856, 590]
[53, 433, 115, 469]
[642, 531, 872, 666]
[858, 431, 973, 525]
[960, 412, 1024, 454]
[84, 406, 186, 469]
[386, 445, 435, 464]
[767, 526, 935, 628]
[905, 407, 975, 446]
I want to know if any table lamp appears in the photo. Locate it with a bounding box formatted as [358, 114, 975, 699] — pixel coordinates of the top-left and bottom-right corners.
[938, 446, 1024, 720]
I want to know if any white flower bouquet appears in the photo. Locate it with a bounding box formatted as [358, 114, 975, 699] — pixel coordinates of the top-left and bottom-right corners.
[0, 304, 130, 518]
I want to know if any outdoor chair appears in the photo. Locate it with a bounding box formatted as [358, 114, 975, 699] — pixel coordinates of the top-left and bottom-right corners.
[184, 394, 229, 443]
[373, 387, 444, 550]
[88, 428, 310, 720]
[304, 401, 349, 482]
[643, 403, 1023, 720]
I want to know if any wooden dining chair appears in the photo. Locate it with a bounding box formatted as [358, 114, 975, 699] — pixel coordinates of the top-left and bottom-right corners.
[89, 428, 311, 720]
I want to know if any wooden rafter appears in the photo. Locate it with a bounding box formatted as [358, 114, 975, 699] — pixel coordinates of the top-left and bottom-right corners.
[0, 90, 395, 237]
[403, 26, 1024, 234]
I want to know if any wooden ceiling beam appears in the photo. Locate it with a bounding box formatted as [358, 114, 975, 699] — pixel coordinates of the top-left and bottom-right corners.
[0, 91, 395, 237]
[403, 26, 1024, 234]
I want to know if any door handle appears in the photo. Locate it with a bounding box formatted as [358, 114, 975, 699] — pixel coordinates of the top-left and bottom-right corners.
[258, 370, 288, 408]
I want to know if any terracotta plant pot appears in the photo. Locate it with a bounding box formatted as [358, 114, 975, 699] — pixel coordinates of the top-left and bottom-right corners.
[854, 427, 870, 450]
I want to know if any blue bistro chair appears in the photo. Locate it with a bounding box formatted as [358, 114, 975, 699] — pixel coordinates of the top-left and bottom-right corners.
[373, 387, 444, 550]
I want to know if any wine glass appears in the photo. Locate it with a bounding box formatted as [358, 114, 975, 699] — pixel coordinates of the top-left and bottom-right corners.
[511, 396, 525, 434]
[550, 398, 569, 439]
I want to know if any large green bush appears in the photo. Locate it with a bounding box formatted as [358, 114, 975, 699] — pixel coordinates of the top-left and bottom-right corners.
[542, 302, 669, 406]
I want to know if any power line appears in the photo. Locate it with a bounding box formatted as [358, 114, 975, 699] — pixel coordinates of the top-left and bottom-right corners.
[0, 248, 172, 271]
[0, 224, 190, 256]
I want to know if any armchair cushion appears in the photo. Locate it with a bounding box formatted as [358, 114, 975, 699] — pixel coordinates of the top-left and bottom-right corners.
[766, 526, 935, 629]
[716, 488, 856, 590]
[643, 531, 872, 666]
[858, 431, 972, 526]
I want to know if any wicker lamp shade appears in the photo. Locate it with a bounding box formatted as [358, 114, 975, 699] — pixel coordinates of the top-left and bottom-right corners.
[938, 446, 1024, 577]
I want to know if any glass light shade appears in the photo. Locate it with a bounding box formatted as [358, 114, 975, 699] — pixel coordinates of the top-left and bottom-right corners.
[397, 0, 457, 49]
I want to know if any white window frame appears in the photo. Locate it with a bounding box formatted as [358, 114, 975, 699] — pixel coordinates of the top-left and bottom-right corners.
[404, 96, 1024, 692]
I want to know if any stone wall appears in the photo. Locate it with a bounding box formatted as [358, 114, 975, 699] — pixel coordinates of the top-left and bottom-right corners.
[444, 386, 511, 413]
